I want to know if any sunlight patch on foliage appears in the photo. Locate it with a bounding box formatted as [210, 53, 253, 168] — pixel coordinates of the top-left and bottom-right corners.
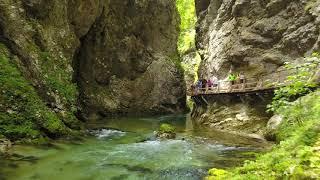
[176, 0, 197, 54]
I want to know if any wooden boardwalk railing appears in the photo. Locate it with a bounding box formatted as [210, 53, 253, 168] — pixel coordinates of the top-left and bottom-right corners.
[188, 78, 275, 96]
[188, 62, 319, 97]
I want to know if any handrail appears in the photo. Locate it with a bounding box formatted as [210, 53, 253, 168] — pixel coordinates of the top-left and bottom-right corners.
[188, 63, 319, 96]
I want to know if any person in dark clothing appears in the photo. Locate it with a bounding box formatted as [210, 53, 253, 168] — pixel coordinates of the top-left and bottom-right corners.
[196, 79, 202, 93]
[202, 79, 207, 92]
[207, 79, 213, 90]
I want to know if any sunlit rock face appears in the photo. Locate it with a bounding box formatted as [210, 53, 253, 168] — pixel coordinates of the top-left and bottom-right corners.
[193, 0, 320, 134]
[196, 0, 320, 79]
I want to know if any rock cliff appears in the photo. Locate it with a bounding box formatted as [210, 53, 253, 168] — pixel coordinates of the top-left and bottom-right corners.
[76, 0, 186, 119]
[0, 0, 186, 141]
[193, 0, 320, 134]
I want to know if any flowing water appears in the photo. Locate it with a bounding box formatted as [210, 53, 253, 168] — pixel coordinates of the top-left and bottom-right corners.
[1, 115, 269, 180]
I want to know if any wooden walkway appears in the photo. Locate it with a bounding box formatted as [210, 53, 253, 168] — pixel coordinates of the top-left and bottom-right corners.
[188, 79, 277, 97]
[188, 62, 319, 97]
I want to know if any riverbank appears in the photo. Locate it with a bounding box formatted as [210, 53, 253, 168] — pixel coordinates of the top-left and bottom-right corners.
[207, 90, 320, 179]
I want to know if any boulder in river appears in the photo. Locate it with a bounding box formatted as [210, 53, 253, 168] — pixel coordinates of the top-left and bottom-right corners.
[156, 124, 176, 139]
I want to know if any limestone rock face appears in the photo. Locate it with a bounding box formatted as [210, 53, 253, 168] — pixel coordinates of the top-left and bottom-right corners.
[196, 0, 320, 79]
[191, 94, 272, 134]
[77, 0, 186, 118]
[192, 0, 320, 133]
[0, 0, 186, 140]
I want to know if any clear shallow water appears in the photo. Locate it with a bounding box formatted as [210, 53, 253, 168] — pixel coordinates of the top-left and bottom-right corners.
[1, 115, 269, 180]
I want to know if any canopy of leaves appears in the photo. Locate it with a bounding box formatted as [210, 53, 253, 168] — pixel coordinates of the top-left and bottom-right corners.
[176, 0, 197, 53]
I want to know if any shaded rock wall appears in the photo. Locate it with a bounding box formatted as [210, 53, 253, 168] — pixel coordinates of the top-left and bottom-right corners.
[193, 0, 320, 134]
[76, 0, 186, 119]
[0, 0, 186, 140]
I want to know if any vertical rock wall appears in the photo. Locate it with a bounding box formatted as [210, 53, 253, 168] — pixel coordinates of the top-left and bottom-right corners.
[76, 0, 186, 119]
[0, 0, 186, 140]
[193, 0, 320, 134]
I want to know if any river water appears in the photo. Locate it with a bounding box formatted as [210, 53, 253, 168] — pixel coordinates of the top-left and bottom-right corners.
[1, 115, 269, 180]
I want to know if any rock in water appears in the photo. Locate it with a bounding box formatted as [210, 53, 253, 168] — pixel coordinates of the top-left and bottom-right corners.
[156, 124, 176, 139]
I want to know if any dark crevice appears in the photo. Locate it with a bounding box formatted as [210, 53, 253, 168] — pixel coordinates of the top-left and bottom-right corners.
[72, 7, 107, 121]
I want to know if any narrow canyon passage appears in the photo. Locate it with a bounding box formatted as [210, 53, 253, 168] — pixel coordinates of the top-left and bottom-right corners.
[1, 0, 320, 179]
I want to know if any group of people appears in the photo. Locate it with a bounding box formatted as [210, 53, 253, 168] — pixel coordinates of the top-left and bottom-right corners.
[190, 72, 246, 94]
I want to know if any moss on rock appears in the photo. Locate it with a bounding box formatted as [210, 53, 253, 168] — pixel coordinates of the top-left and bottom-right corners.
[159, 123, 176, 134]
[156, 123, 176, 139]
[0, 44, 72, 142]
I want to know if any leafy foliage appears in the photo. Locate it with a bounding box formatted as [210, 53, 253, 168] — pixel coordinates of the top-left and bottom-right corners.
[176, 0, 197, 53]
[206, 90, 320, 179]
[267, 53, 320, 113]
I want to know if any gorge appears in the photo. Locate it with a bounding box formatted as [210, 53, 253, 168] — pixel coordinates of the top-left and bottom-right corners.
[1, 0, 320, 179]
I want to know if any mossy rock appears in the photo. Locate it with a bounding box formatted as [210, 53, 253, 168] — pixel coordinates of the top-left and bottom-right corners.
[159, 123, 176, 133]
[156, 124, 176, 139]
[206, 168, 228, 180]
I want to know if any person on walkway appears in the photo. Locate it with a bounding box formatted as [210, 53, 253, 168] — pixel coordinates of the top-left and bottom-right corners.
[196, 79, 202, 93]
[239, 72, 245, 84]
[202, 79, 207, 92]
[207, 79, 213, 92]
[228, 73, 236, 85]
[212, 76, 218, 87]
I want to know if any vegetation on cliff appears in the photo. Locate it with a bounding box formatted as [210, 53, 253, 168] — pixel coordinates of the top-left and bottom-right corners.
[176, 0, 197, 54]
[176, 0, 201, 109]
[207, 90, 320, 179]
[0, 44, 77, 143]
[207, 55, 320, 179]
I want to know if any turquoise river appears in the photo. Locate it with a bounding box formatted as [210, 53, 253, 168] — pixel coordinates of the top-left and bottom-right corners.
[0, 115, 270, 180]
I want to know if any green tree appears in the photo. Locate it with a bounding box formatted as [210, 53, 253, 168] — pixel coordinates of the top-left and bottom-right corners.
[176, 0, 197, 53]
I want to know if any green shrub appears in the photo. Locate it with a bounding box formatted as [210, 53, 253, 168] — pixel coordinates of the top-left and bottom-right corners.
[206, 90, 320, 179]
[267, 54, 319, 113]
[176, 0, 197, 54]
